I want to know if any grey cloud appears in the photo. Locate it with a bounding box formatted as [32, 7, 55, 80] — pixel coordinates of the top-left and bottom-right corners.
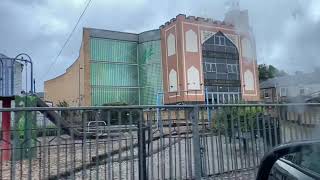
[1, 0, 319, 91]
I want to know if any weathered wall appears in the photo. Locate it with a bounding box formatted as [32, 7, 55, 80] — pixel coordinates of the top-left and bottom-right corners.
[44, 30, 89, 106]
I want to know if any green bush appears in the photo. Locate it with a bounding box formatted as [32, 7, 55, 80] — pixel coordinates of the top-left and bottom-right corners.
[214, 106, 265, 134]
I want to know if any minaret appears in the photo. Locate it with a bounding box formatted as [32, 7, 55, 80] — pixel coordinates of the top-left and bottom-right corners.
[225, 0, 240, 11]
[224, 0, 250, 33]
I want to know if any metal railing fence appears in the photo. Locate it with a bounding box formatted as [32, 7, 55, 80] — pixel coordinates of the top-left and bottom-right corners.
[0, 104, 319, 179]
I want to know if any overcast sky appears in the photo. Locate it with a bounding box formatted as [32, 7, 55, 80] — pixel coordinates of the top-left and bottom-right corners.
[1, 0, 320, 91]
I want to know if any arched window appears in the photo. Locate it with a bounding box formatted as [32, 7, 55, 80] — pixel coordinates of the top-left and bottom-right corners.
[167, 33, 176, 56]
[186, 30, 198, 52]
[187, 66, 200, 90]
[169, 69, 177, 92]
[244, 70, 254, 90]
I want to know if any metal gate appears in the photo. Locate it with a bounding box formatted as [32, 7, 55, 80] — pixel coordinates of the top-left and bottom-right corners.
[0, 104, 319, 179]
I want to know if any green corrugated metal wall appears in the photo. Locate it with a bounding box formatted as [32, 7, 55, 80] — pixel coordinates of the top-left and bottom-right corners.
[91, 38, 137, 63]
[138, 41, 163, 105]
[89, 37, 162, 106]
[90, 38, 139, 105]
[91, 87, 139, 106]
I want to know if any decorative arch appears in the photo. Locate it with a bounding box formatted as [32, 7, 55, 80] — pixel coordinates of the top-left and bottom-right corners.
[186, 29, 198, 52]
[244, 70, 255, 91]
[187, 66, 200, 90]
[169, 69, 177, 92]
[167, 33, 176, 56]
[241, 38, 253, 59]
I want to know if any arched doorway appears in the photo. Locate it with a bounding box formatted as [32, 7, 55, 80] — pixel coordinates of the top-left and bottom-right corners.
[202, 31, 241, 104]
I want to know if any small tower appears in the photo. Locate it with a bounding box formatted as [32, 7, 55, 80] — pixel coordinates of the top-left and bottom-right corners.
[225, 0, 240, 11]
[224, 0, 250, 33]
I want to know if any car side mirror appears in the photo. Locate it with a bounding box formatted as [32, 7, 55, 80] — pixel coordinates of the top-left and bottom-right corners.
[256, 140, 320, 180]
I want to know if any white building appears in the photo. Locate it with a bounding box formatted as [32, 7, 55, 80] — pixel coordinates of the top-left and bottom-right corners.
[260, 71, 320, 103]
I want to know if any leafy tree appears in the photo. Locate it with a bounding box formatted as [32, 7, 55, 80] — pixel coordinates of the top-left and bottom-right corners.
[258, 64, 287, 81]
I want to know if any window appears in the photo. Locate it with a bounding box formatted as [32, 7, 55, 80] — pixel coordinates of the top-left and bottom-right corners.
[214, 36, 219, 44]
[211, 64, 217, 72]
[202, 50, 238, 60]
[280, 87, 288, 97]
[216, 63, 227, 73]
[264, 90, 269, 98]
[219, 36, 225, 46]
[185, 30, 198, 52]
[229, 86, 240, 92]
[227, 64, 238, 73]
[205, 63, 216, 72]
[167, 33, 176, 56]
[205, 63, 211, 72]
[226, 39, 233, 47]
[213, 35, 226, 46]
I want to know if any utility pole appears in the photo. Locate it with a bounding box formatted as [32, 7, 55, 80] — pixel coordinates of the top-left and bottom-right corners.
[79, 64, 83, 107]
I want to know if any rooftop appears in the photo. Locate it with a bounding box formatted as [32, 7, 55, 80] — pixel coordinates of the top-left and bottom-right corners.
[260, 72, 320, 89]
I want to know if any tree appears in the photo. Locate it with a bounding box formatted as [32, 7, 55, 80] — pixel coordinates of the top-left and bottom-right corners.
[258, 64, 287, 81]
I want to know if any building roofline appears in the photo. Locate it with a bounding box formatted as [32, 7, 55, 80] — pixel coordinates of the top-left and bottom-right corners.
[84, 27, 160, 36]
[84, 27, 139, 35]
[160, 14, 234, 29]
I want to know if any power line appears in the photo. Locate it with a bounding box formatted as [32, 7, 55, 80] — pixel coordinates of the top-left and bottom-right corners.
[42, 0, 92, 80]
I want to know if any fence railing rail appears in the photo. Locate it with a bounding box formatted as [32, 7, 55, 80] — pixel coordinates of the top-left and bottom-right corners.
[0, 104, 319, 179]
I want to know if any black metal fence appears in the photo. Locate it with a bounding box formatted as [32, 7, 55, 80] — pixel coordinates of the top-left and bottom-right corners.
[0, 104, 320, 179]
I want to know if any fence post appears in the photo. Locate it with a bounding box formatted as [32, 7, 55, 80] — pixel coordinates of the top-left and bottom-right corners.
[191, 106, 202, 179]
[138, 111, 147, 180]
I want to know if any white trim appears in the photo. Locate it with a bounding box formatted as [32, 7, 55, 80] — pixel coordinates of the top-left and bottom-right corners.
[183, 21, 235, 32]
[240, 36, 258, 97]
[175, 25, 180, 96]
[198, 24, 204, 95]
[164, 25, 180, 97]
[201, 30, 216, 44]
[182, 22, 187, 93]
